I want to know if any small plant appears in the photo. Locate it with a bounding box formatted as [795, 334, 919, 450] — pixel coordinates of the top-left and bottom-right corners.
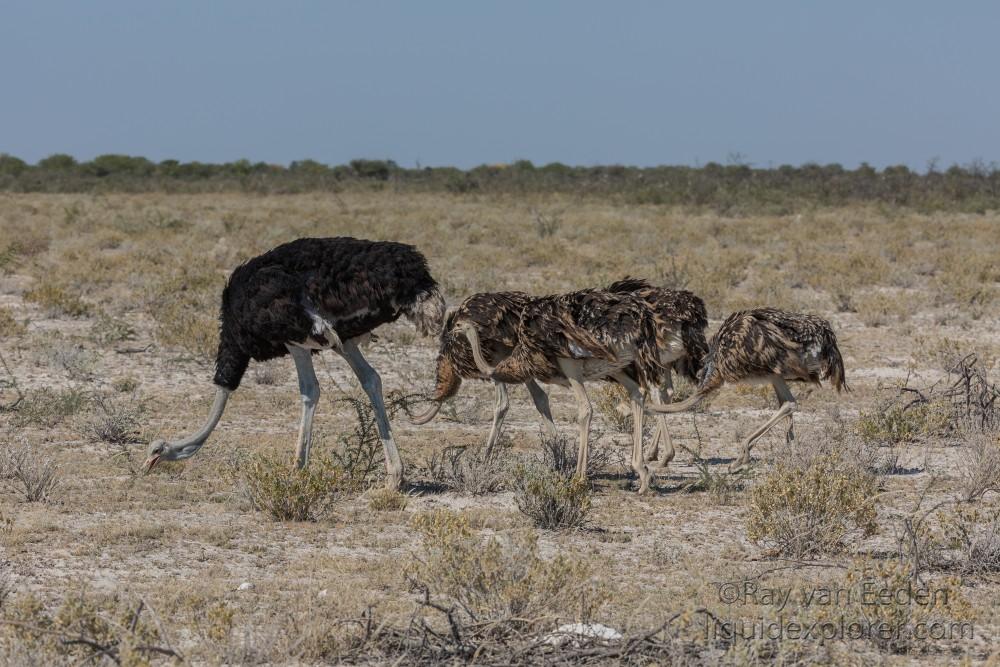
[81, 393, 145, 446]
[2, 443, 60, 503]
[513, 463, 591, 530]
[252, 362, 281, 385]
[368, 488, 408, 512]
[683, 460, 750, 505]
[537, 433, 620, 479]
[12, 387, 89, 427]
[112, 376, 140, 393]
[23, 283, 91, 318]
[531, 207, 564, 238]
[46, 343, 95, 381]
[0, 558, 12, 609]
[231, 453, 349, 521]
[0, 307, 26, 337]
[747, 453, 879, 558]
[856, 398, 950, 446]
[406, 510, 604, 626]
[426, 444, 510, 495]
[956, 429, 1000, 502]
[89, 314, 137, 345]
[843, 560, 970, 654]
[939, 504, 1000, 575]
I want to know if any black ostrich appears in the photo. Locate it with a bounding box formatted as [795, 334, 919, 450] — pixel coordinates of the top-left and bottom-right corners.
[144, 237, 445, 490]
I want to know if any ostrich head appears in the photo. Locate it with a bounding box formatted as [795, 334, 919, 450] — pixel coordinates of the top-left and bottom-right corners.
[144, 387, 231, 472]
[144, 438, 199, 471]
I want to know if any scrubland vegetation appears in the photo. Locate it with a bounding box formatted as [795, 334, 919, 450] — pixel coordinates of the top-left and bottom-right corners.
[1, 187, 999, 664]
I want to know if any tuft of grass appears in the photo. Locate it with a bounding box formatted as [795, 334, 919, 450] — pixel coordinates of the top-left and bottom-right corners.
[23, 283, 91, 318]
[512, 463, 591, 530]
[368, 488, 408, 512]
[0, 307, 26, 338]
[12, 387, 89, 428]
[747, 453, 879, 558]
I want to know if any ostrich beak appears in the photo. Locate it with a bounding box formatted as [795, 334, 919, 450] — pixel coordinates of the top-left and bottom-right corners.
[143, 454, 161, 473]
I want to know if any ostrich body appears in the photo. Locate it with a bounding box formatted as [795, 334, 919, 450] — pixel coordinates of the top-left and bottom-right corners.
[144, 237, 445, 490]
[646, 308, 847, 471]
[607, 277, 709, 467]
[461, 287, 664, 493]
[410, 291, 557, 456]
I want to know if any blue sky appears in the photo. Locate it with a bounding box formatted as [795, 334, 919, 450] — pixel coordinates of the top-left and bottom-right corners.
[1, 2, 997, 170]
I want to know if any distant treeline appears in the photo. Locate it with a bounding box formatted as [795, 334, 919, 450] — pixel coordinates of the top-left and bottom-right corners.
[2, 152, 1000, 213]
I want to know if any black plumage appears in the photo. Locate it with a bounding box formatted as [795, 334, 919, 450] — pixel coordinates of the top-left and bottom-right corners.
[214, 237, 442, 390]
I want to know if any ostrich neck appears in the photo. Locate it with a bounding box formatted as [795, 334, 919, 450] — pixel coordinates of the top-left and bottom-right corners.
[170, 387, 230, 457]
[650, 389, 705, 414]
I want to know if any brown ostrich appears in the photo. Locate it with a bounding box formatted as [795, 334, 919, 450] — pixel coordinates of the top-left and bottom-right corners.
[144, 237, 445, 490]
[646, 308, 847, 472]
[607, 278, 708, 467]
[409, 291, 557, 456]
[460, 287, 665, 493]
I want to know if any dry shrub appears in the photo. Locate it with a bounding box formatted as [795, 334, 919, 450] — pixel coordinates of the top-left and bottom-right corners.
[12, 387, 89, 427]
[252, 362, 281, 385]
[512, 463, 590, 530]
[1, 442, 60, 503]
[0, 558, 11, 610]
[856, 397, 951, 446]
[426, 444, 510, 495]
[231, 453, 352, 521]
[369, 488, 408, 512]
[842, 560, 971, 654]
[537, 433, 620, 479]
[0, 307, 26, 338]
[747, 453, 878, 558]
[407, 510, 604, 626]
[23, 283, 91, 318]
[0, 591, 175, 665]
[956, 429, 1000, 502]
[89, 314, 137, 345]
[81, 393, 145, 446]
[938, 504, 1000, 575]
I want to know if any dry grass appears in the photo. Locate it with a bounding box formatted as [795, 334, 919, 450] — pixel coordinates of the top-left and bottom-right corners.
[1, 193, 999, 663]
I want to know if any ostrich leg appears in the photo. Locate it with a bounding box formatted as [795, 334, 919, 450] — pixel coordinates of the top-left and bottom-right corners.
[525, 379, 558, 438]
[338, 338, 405, 490]
[557, 359, 592, 482]
[483, 381, 510, 458]
[645, 385, 676, 468]
[612, 372, 652, 494]
[730, 377, 797, 473]
[287, 345, 321, 469]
